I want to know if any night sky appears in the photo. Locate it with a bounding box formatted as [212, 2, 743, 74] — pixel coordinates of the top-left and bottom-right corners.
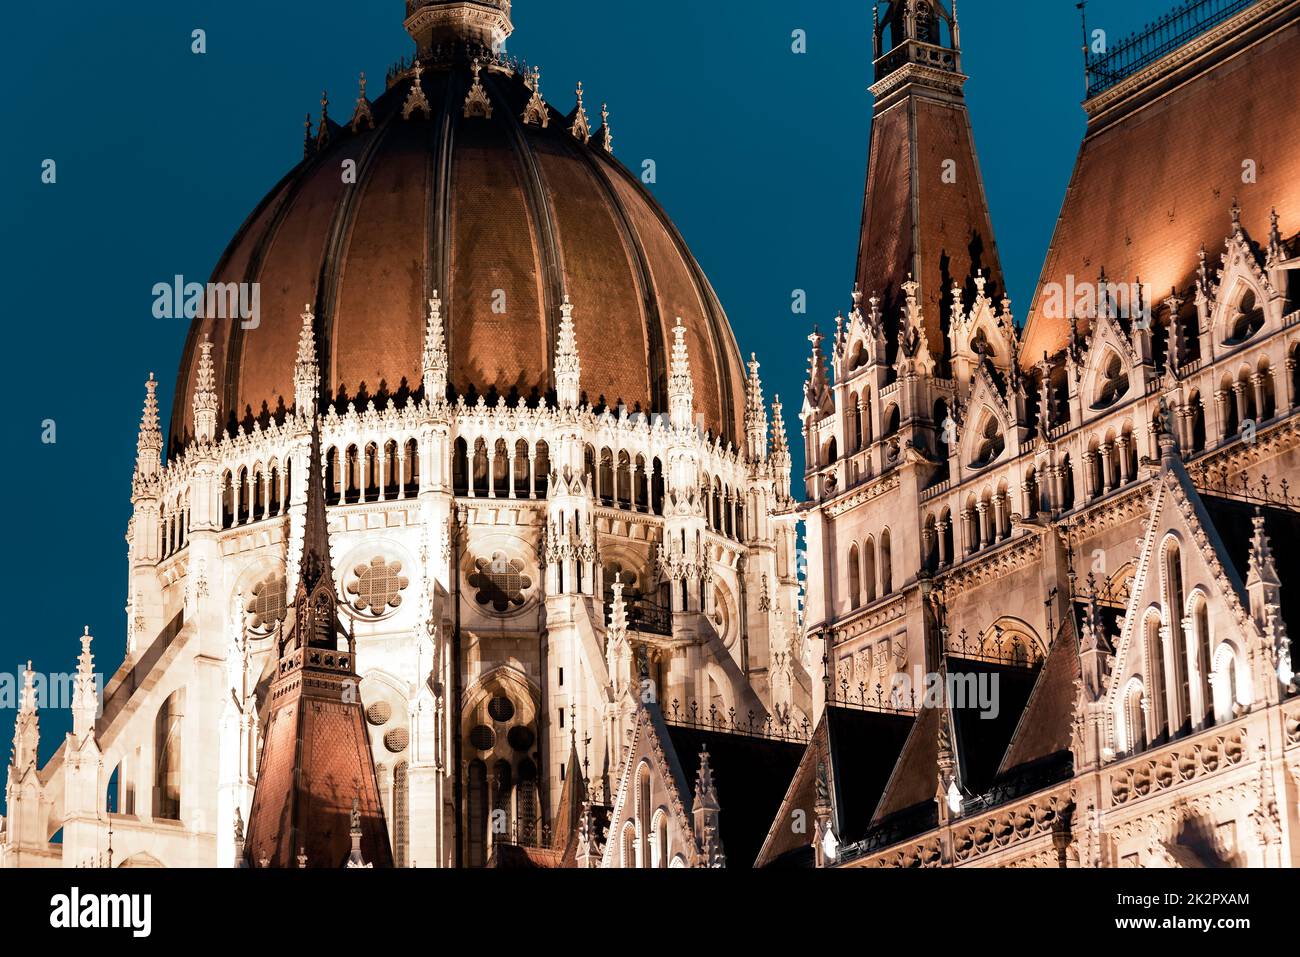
[0, 0, 1180, 786]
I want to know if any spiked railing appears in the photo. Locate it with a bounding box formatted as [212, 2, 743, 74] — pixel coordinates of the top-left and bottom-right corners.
[1085, 0, 1257, 99]
[1190, 463, 1300, 512]
[665, 699, 812, 743]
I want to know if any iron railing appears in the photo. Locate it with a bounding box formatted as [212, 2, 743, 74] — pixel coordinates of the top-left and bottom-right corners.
[664, 699, 812, 743]
[605, 597, 673, 637]
[1086, 0, 1257, 98]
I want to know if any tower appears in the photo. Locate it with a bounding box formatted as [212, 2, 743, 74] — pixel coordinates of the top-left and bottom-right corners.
[241, 423, 394, 868]
[859, 0, 1002, 361]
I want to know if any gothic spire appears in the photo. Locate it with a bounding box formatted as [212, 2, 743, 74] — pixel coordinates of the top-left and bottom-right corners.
[71, 627, 98, 740]
[555, 295, 581, 409]
[744, 353, 768, 463]
[570, 82, 591, 142]
[669, 319, 695, 430]
[294, 305, 320, 420]
[351, 72, 375, 132]
[298, 420, 337, 602]
[423, 293, 449, 402]
[10, 662, 39, 774]
[134, 373, 162, 484]
[192, 335, 219, 443]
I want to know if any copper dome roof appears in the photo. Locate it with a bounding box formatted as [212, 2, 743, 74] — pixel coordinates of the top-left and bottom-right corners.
[170, 55, 746, 451]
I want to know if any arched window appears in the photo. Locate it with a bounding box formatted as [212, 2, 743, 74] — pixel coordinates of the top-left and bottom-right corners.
[1211, 643, 1240, 723]
[636, 762, 652, 868]
[621, 821, 637, 869]
[1187, 393, 1206, 453]
[848, 392, 861, 451]
[1164, 542, 1189, 731]
[1194, 599, 1212, 727]
[153, 690, 184, 820]
[653, 811, 669, 868]
[863, 538, 877, 603]
[884, 405, 900, 437]
[452, 438, 469, 496]
[971, 412, 1004, 468]
[826, 437, 838, 466]
[880, 529, 893, 596]
[492, 759, 513, 843]
[1145, 615, 1167, 743]
[1227, 288, 1265, 343]
[1122, 679, 1147, 754]
[848, 544, 861, 610]
[1094, 351, 1130, 408]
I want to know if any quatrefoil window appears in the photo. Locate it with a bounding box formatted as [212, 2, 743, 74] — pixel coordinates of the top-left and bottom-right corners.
[345, 557, 409, 617]
[469, 553, 532, 613]
[246, 576, 287, 632]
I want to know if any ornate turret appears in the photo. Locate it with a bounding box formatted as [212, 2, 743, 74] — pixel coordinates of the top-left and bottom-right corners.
[192, 336, 219, 444]
[404, 0, 514, 56]
[423, 293, 449, 403]
[744, 354, 768, 464]
[71, 627, 98, 741]
[668, 319, 695, 430]
[133, 374, 162, 495]
[555, 296, 581, 410]
[293, 305, 321, 421]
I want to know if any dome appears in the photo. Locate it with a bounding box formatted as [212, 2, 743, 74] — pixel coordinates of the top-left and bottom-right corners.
[169, 18, 746, 453]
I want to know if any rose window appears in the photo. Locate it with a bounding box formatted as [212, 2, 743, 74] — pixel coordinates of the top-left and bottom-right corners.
[469, 553, 532, 612]
[345, 557, 409, 617]
[246, 575, 287, 632]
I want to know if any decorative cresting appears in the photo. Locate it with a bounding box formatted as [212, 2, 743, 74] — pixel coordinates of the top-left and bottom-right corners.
[405, 0, 513, 54]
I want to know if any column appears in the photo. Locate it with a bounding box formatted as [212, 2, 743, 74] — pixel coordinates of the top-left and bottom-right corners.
[466, 441, 476, 498]
[936, 519, 950, 566]
[1214, 390, 1230, 440]
[1117, 434, 1132, 484]
[977, 502, 991, 548]
[1250, 373, 1267, 420]
[528, 452, 537, 500]
[507, 443, 517, 499]
[1099, 443, 1115, 492]
[377, 445, 387, 502]
[1232, 383, 1247, 427]
[1182, 616, 1205, 732]
[1082, 452, 1096, 500]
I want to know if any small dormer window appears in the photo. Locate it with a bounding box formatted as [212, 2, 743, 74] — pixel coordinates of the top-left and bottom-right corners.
[1094, 351, 1129, 409]
[1227, 289, 1265, 344]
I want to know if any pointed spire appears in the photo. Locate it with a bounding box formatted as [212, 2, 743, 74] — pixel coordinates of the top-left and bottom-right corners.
[463, 59, 493, 119]
[694, 745, 718, 808]
[770, 395, 789, 455]
[351, 72, 375, 132]
[294, 305, 320, 420]
[192, 335, 219, 443]
[609, 573, 629, 639]
[554, 295, 581, 409]
[402, 60, 432, 120]
[570, 81, 591, 142]
[297, 420, 337, 603]
[744, 353, 768, 463]
[71, 626, 98, 740]
[423, 293, 449, 402]
[693, 745, 725, 867]
[303, 113, 314, 158]
[669, 319, 695, 429]
[522, 67, 549, 127]
[1248, 509, 1281, 587]
[133, 373, 162, 496]
[316, 91, 332, 149]
[10, 662, 39, 774]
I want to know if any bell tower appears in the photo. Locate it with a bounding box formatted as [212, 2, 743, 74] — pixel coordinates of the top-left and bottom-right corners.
[857, 0, 1001, 363]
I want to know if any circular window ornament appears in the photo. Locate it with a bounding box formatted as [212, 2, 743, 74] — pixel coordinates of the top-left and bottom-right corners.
[366, 701, 393, 726]
[246, 575, 287, 633]
[487, 695, 515, 723]
[383, 727, 410, 753]
[344, 556, 410, 619]
[468, 552, 533, 613]
[469, 724, 496, 752]
[507, 726, 535, 753]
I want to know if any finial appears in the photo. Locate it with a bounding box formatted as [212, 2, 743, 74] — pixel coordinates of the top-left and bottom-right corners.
[294, 304, 320, 419]
[423, 292, 449, 401]
[351, 72, 375, 132]
[570, 81, 591, 142]
[523, 67, 549, 127]
[303, 113, 314, 158]
[554, 294, 581, 409]
[464, 58, 494, 119]
[402, 60, 432, 120]
[317, 91, 331, 148]
[1230, 197, 1242, 229]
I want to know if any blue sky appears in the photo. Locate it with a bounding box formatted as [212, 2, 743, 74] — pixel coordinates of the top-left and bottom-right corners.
[0, 0, 1181, 776]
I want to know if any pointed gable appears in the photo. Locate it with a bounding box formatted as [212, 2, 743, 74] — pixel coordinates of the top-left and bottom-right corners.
[994, 616, 1081, 783]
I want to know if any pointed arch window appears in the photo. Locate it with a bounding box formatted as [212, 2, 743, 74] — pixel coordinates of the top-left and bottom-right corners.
[1227, 288, 1265, 344]
[970, 412, 1005, 468]
[153, 690, 184, 820]
[848, 544, 861, 610]
[1094, 351, 1130, 409]
[1145, 615, 1167, 743]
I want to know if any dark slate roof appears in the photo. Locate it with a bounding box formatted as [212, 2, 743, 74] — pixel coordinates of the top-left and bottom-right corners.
[664, 725, 804, 868]
[825, 707, 916, 845]
[947, 657, 1041, 796]
[870, 700, 940, 825]
[1201, 495, 1300, 647]
[997, 616, 1081, 777]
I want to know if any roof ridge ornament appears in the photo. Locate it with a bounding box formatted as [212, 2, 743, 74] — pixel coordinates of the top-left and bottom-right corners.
[294, 305, 321, 420]
[402, 60, 432, 120]
[423, 292, 449, 401]
[317, 91, 332, 149]
[554, 295, 581, 409]
[303, 113, 314, 158]
[522, 67, 549, 127]
[570, 81, 591, 142]
[351, 73, 375, 132]
[193, 335, 219, 443]
[463, 58, 494, 119]
[599, 103, 613, 154]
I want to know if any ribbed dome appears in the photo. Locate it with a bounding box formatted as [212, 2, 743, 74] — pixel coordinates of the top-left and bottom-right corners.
[169, 47, 746, 453]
